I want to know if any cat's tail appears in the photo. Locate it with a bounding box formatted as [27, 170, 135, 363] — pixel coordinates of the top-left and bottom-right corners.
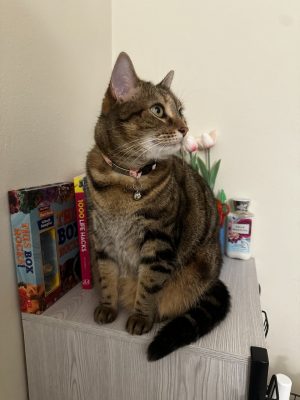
[147, 279, 230, 361]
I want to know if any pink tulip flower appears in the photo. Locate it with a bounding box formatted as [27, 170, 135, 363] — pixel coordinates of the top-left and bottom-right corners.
[183, 134, 198, 153]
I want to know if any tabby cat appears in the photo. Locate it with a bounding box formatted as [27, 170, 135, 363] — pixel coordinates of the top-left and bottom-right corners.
[86, 52, 230, 361]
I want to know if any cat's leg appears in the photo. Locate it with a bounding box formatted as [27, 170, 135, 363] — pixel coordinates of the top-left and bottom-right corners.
[126, 230, 175, 335]
[157, 245, 221, 319]
[93, 250, 119, 324]
[157, 261, 212, 319]
[118, 276, 138, 311]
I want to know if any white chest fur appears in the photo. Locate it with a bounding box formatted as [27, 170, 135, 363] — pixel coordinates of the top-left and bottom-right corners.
[92, 207, 143, 276]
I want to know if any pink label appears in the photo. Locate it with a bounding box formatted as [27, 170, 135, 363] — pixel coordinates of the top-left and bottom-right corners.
[227, 217, 252, 244]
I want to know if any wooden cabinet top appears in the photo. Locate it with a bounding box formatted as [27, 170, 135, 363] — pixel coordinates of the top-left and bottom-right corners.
[23, 257, 266, 362]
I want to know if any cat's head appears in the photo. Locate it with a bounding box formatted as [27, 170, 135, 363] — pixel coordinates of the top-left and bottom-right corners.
[96, 52, 189, 168]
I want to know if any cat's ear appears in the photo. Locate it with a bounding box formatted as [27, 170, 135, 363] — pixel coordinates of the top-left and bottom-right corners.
[158, 70, 174, 89]
[110, 52, 139, 102]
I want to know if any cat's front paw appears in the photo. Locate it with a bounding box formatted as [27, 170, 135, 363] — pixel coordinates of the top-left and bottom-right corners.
[94, 304, 118, 324]
[126, 313, 154, 335]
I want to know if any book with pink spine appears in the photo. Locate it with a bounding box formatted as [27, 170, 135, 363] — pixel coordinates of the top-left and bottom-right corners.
[74, 175, 92, 289]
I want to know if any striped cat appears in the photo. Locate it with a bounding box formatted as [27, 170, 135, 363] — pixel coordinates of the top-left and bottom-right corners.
[86, 52, 230, 361]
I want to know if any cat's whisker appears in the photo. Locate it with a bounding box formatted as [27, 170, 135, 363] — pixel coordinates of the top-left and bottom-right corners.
[130, 139, 167, 165]
[113, 138, 155, 162]
[112, 139, 145, 157]
[112, 137, 149, 156]
[112, 134, 179, 165]
[130, 143, 158, 165]
[113, 136, 148, 152]
[115, 136, 155, 152]
[114, 143, 143, 159]
[114, 136, 161, 160]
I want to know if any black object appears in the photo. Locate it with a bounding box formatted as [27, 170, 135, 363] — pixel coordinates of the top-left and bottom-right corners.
[248, 346, 269, 400]
[262, 310, 269, 338]
[266, 374, 279, 399]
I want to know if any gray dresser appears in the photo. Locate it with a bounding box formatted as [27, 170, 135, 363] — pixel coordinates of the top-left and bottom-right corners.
[22, 257, 266, 400]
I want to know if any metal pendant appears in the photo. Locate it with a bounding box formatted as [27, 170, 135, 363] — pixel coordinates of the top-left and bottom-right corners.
[133, 190, 142, 201]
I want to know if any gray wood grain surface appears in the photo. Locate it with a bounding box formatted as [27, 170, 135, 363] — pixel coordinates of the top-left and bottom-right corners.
[22, 257, 266, 400]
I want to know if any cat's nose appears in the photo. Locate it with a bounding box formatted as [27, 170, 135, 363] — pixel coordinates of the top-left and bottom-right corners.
[178, 126, 189, 137]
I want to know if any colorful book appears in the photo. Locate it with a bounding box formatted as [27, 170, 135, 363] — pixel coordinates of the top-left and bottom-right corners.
[8, 182, 81, 314]
[74, 175, 92, 289]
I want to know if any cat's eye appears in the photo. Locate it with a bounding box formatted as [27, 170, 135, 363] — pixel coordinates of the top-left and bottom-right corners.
[150, 104, 165, 118]
[178, 107, 184, 116]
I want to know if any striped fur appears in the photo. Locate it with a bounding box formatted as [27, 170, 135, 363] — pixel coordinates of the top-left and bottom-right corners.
[86, 52, 230, 360]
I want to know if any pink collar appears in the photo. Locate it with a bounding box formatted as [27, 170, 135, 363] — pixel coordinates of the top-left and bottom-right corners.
[101, 152, 157, 179]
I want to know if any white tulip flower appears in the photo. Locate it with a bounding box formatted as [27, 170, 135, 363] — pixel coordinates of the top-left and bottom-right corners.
[196, 130, 217, 150]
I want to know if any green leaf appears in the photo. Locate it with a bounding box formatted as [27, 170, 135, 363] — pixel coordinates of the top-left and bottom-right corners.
[190, 153, 198, 171]
[218, 188, 227, 203]
[209, 159, 221, 190]
[197, 156, 210, 183]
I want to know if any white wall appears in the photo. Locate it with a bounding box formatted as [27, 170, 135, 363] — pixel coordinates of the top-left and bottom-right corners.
[112, 0, 300, 390]
[0, 1, 111, 399]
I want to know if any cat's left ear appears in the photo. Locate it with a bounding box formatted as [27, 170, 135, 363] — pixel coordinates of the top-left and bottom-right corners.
[158, 70, 174, 89]
[110, 52, 139, 102]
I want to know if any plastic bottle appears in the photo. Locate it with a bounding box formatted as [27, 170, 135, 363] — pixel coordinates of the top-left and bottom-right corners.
[226, 198, 254, 260]
[271, 374, 292, 400]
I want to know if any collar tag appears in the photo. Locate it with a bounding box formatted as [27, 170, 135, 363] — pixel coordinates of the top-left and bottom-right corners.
[129, 170, 140, 179]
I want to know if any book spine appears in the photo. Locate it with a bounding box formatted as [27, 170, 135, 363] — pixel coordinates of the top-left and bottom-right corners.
[74, 186, 92, 289]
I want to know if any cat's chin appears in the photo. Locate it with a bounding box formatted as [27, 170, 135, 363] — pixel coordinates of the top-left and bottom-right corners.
[148, 143, 181, 160]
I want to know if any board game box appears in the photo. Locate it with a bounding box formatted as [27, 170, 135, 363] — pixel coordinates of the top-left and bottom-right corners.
[74, 174, 92, 289]
[8, 182, 81, 314]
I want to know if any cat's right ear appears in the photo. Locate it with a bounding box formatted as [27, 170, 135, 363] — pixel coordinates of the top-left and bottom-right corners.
[158, 70, 174, 89]
[110, 52, 139, 102]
